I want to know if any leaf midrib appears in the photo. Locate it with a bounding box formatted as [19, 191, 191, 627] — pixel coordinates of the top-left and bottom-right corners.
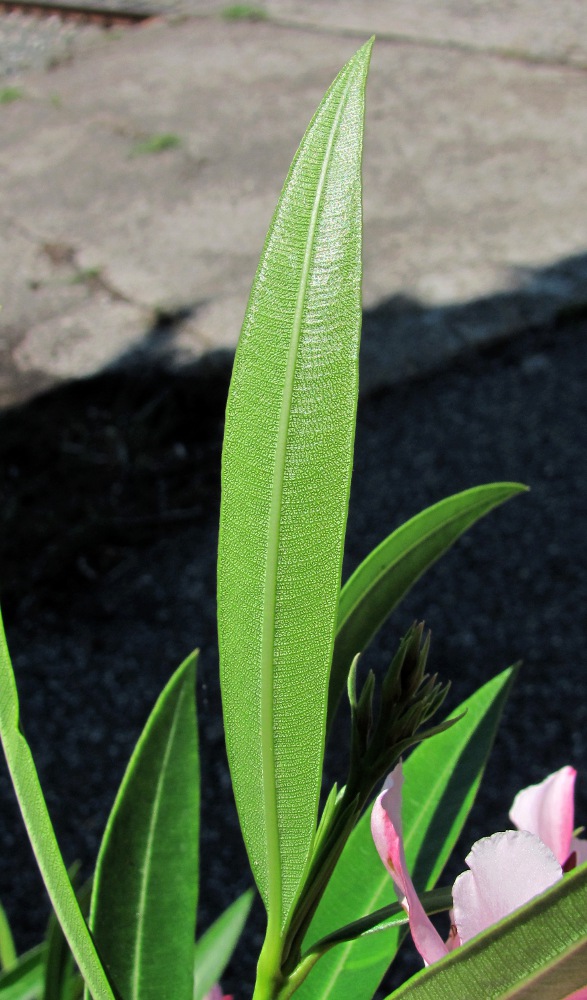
[260, 70, 356, 933]
[0, 619, 115, 1000]
[130, 684, 187, 1000]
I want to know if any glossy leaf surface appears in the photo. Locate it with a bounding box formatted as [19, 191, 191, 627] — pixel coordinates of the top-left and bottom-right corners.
[388, 862, 587, 999]
[218, 40, 372, 935]
[294, 668, 515, 999]
[90, 654, 199, 1000]
[0, 611, 115, 1000]
[193, 891, 253, 1000]
[329, 483, 525, 728]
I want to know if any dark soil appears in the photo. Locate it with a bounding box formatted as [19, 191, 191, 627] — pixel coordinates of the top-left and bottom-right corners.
[0, 313, 585, 998]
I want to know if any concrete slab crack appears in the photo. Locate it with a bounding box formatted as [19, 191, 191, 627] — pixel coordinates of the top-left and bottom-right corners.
[264, 15, 587, 74]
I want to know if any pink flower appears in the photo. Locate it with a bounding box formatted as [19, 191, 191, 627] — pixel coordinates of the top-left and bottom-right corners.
[204, 987, 233, 1000]
[450, 829, 561, 949]
[371, 762, 586, 986]
[370, 765, 449, 964]
[509, 765, 587, 869]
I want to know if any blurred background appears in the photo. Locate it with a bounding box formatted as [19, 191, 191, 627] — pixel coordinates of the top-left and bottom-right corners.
[0, 2, 586, 996]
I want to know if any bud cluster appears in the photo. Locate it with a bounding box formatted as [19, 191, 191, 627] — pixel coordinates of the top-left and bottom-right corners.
[347, 622, 457, 802]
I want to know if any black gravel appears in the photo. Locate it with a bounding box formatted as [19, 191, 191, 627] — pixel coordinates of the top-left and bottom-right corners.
[0, 306, 585, 998]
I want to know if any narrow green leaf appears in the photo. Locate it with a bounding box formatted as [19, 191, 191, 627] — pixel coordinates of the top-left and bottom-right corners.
[0, 610, 116, 1000]
[0, 902, 17, 972]
[293, 668, 516, 1000]
[329, 483, 526, 728]
[89, 653, 199, 1000]
[193, 890, 254, 1000]
[309, 886, 452, 953]
[0, 946, 45, 1000]
[217, 39, 373, 941]
[387, 862, 587, 999]
[43, 937, 75, 1000]
[44, 876, 91, 1000]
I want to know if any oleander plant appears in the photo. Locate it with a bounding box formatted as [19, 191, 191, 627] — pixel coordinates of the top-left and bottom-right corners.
[0, 38, 585, 1000]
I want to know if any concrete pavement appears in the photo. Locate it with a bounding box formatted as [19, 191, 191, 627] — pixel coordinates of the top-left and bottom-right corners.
[2, 2, 587, 406]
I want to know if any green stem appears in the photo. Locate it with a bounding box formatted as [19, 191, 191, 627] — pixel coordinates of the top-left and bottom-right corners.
[273, 954, 320, 1000]
[252, 932, 286, 1000]
[251, 791, 354, 998]
[281, 790, 359, 972]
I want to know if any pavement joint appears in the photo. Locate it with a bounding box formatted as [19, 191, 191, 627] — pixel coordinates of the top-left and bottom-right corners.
[69, 264, 138, 305]
[264, 16, 587, 73]
[4, 212, 145, 309]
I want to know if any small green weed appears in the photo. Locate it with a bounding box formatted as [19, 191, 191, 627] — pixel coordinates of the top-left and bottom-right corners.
[131, 133, 182, 156]
[0, 87, 24, 105]
[222, 4, 267, 20]
[71, 267, 102, 284]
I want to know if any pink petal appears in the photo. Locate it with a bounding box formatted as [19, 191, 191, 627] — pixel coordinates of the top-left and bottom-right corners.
[452, 829, 562, 944]
[203, 988, 227, 1000]
[509, 766, 576, 865]
[564, 990, 587, 999]
[371, 765, 448, 965]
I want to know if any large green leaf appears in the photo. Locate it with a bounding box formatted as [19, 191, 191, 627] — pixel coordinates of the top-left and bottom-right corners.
[193, 891, 253, 1000]
[328, 483, 526, 729]
[0, 610, 115, 1000]
[293, 668, 515, 999]
[387, 862, 587, 999]
[89, 653, 199, 1000]
[217, 39, 372, 944]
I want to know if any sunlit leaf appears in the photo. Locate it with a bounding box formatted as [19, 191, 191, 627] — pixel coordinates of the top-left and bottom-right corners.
[0, 610, 116, 1000]
[89, 653, 199, 1000]
[44, 874, 91, 1000]
[217, 39, 373, 950]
